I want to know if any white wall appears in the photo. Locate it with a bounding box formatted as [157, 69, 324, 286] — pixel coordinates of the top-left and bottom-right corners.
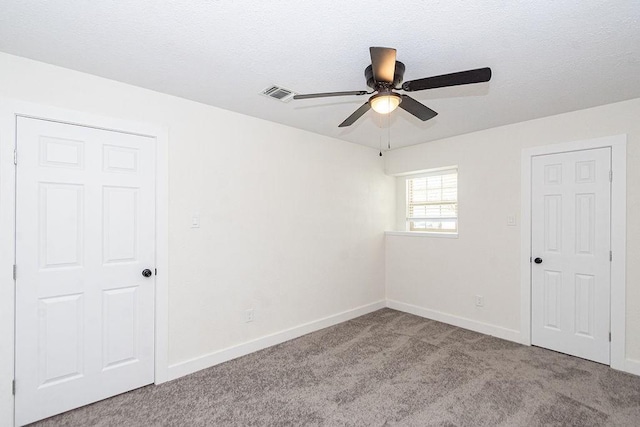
[0, 52, 395, 422]
[3, 49, 638, 424]
[385, 97, 640, 364]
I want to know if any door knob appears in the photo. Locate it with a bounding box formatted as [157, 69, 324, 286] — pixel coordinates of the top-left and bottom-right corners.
[142, 269, 153, 277]
[534, 258, 543, 264]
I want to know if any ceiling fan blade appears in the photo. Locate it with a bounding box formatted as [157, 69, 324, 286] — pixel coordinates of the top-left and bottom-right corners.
[293, 90, 368, 100]
[369, 47, 397, 84]
[402, 67, 492, 92]
[338, 102, 371, 127]
[399, 95, 438, 121]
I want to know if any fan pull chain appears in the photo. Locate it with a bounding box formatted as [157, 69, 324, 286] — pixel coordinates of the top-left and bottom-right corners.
[378, 110, 383, 156]
[387, 110, 391, 150]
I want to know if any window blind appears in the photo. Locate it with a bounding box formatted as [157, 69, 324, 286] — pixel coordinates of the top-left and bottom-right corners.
[406, 168, 458, 232]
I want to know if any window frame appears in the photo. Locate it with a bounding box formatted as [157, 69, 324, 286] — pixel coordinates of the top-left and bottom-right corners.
[404, 167, 458, 236]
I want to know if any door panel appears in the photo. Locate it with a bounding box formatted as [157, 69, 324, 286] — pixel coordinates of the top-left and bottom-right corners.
[102, 286, 139, 369]
[574, 273, 595, 337]
[15, 117, 156, 425]
[37, 294, 84, 386]
[544, 194, 562, 252]
[103, 186, 138, 263]
[543, 270, 561, 330]
[531, 147, 611, 364]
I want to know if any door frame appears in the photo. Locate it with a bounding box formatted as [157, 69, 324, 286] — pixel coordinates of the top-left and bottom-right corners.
[520, 134, 626, 370]
[0, 98, 170, 426]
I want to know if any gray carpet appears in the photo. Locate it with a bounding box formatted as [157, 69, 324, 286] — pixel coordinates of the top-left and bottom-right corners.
[32, 308, 640, 426]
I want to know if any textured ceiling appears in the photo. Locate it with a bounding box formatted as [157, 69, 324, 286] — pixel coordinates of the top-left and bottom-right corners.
[1, 1, 639, 150]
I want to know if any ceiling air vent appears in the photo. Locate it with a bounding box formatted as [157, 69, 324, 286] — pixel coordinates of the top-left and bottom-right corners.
[260, 85, 295, 102]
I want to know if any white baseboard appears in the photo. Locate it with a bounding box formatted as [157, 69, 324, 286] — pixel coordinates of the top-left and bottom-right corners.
[166, 300, 386, 381]
[623, 358, 640, 376]
[166, 298, 640, 382]
[386, 299, 521, 343]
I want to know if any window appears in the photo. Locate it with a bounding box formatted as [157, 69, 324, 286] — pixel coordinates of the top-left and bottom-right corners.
[406, 168, 458, 233]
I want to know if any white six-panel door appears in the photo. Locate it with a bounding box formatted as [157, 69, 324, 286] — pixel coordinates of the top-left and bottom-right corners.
[531, 147, 611, 364]
[15, 117, 156, 425]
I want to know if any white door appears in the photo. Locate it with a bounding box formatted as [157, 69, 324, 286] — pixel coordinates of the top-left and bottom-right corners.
[531, 147, 611, 364]
[15, 117, 156, 425]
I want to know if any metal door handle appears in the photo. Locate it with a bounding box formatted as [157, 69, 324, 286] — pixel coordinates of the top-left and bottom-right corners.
[534, 258, 543, 264]
[142, 269, 153, 277]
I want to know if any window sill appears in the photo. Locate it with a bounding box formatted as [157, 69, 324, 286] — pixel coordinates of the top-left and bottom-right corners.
[384, 231, 459, 239]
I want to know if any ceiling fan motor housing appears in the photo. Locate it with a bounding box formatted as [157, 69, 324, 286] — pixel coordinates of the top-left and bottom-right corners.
[365, 61, 406, 88]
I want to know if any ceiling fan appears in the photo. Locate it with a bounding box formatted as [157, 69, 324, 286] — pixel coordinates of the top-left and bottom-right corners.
[293, 47, 492, 127]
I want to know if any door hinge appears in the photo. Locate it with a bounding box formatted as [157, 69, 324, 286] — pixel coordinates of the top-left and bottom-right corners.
[12, 379, 15, 395]
[529, 256, 532, 263]
[610, 251, 612, 262]
[13, 148, 17, 165]
[154, 268, 157, 276]
[12, 264, 16, 280]
[609, 170, 612, 182]
[609, 332, 612, 342]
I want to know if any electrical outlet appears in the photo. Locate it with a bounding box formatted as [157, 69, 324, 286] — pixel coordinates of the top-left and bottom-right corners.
[507, 215, 516, 226]
[191, 212, 200, 228]
[245, 308, 255, 323]
[475, 295, 484, 307]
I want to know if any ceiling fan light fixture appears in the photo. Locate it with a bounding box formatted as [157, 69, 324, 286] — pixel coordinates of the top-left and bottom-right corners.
[370, 92, 402, 114]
